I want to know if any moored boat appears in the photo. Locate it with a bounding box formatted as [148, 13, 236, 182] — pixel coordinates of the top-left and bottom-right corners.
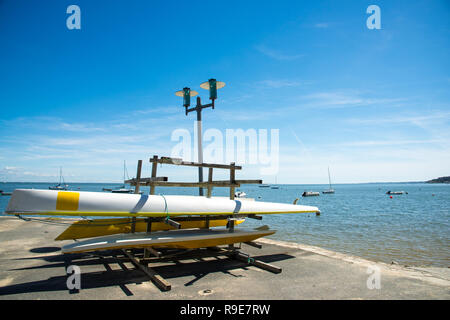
[235, 191, 247, 198]
[386, 191, 407, 195]
[49, 167, 68, 190]
[302, 191, 320, 197]
[322, 167, 335, 194]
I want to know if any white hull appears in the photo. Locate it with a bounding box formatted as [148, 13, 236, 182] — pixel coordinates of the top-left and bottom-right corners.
[302, 191, 320, 197]
[6, 189, 320, 217]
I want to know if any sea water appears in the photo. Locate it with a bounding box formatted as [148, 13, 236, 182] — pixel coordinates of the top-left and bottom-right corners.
[0, 182, 448, 267]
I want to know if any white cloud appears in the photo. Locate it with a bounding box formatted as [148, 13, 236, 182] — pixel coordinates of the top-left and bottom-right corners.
[256, 45, 305, 61]
[314, 23, 329, 28]
[347, 112, 450, 126]
[257, 79, 305, 88]
[336, 139, 445, 147]
[300, 91, 406, 109]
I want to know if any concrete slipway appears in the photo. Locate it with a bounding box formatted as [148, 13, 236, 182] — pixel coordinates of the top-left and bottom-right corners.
[0, 216, 448, 300]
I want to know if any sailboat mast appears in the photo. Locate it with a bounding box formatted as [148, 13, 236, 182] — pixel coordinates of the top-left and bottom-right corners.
[328, 167, 332, 189]
[123, 160, 125, 182]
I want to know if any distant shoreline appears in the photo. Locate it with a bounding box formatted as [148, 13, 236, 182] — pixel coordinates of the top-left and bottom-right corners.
[2, 181, 448, 185]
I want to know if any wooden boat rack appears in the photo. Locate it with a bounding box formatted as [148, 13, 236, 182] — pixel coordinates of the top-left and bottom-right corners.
[115, 155, 281, 291]
[121, 243, 282, 292]
[125, 155, 263, 199]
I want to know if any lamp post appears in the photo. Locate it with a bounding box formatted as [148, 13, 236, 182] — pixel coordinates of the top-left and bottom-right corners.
[175, 79, 226, 196]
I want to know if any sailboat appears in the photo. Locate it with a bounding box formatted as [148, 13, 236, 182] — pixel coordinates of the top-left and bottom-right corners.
[270, 176, 279, 189]
[322, 167, 335, 194]
[49, 167, 69, 190]
[111, 161, 135, 194]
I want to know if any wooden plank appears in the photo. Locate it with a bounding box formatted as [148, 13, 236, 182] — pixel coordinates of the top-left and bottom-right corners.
[122, 249, 171, 291]
[150, 156, 242, 170]
[230, 162, 236, 200]
[207, 168, 213, 198]
[233, 252, 282, 274]
[139, 247, 232, 264]
[141, 181, 240, 188]
[127, 179, 261, 187]
[125, 177, 168, 185]
[131, 160, 143, 233]
[143, 216, 242, 223]
[150, 155, 158, 195]
[143, 247, 161, 258]
[164, 218, 181, 229]
[134, 160, 143, 194]
[145, 218, 152, 232]
[243, 241, 263, 249]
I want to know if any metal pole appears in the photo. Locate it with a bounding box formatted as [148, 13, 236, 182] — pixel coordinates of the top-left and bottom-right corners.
[196, 97, 204, 196]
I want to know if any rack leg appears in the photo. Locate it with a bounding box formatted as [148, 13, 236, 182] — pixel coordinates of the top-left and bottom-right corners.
[232, 251, 282, 274]
[122, 249, 171, 291]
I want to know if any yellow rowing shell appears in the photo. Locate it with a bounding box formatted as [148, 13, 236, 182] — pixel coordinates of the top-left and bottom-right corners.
[55, 218, 244, 241]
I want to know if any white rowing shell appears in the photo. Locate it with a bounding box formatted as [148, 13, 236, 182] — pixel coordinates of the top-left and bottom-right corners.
[5, 189, 320, 217]
[61, 228, 276, 254]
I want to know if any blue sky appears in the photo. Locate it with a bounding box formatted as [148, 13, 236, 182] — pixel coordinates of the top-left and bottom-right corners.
[0, 0, 449, 183]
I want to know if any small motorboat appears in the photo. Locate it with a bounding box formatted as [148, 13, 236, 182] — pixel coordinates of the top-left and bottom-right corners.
[302, 191, 320, 197]
[111, 188, 134, 193]
[49, 184, 68, 191]
[235, 191, 247, 198]
[386, 191, 408, 195]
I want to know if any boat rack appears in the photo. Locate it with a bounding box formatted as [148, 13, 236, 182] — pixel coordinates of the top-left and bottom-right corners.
[125, 155, 263, 199]
[121, 243, 282, 292]
[124, 155, 264, 231]
[115, 155, 281, 291]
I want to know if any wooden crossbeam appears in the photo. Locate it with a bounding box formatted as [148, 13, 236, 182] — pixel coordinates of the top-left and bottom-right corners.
[125, 177, 168, 185]
[247, 214, 263, 220]
[127, 179, 261, 188]
[243, 241, 263, 249]
[232, 251, 282, 274]
[139, 247, 233, 264]
[164, 218, 181, 229]
[122, 249, 171, 291]
[230, 162, 236, 200]
[150, 156, 243, 170]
